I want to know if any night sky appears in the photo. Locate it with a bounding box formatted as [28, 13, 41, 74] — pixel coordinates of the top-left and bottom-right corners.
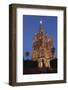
[23, 15, 57, 60]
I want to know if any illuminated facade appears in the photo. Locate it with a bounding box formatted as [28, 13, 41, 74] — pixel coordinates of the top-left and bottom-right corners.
[32, 21, 55, 68]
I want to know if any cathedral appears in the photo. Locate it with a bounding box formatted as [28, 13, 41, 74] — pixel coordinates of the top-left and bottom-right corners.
[32, 20, 55, 69]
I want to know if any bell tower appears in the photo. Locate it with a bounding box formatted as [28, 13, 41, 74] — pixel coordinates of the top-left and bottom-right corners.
[32, 20, 55, 69]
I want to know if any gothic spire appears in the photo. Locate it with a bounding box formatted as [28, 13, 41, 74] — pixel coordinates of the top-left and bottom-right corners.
[39, 20, 43, 32]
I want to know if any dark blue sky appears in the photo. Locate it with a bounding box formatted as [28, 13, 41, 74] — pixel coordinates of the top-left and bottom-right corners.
[23, 15, 57, 59]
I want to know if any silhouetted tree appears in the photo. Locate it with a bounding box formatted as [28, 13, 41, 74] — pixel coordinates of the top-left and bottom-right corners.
[25, 51, 30, 60]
